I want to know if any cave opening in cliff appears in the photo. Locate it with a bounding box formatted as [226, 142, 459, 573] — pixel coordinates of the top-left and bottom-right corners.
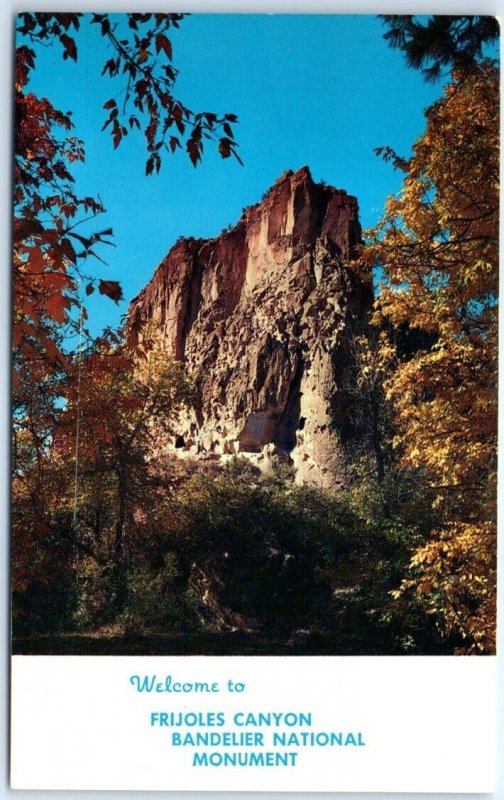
[275, 354, 305, 453]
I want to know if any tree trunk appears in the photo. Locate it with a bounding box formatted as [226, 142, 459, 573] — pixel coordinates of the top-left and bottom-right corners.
[371, 392, 385, 483]
[113, 461, 127, 615]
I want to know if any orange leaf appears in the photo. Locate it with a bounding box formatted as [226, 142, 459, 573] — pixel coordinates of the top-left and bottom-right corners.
[46, 293, 68, 324]
[98, 279, 123, 303]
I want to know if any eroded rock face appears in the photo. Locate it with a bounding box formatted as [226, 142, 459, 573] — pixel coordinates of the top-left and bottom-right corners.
[127, 166, 372, 488]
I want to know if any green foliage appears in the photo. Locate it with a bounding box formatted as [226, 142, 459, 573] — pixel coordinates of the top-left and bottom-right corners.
[338, 470, 448, 653]
[73, 558, 116, 630]
[12, 501, 77, 635]
[166, 471, 342, 634]
[13, 440, 454, 653]
[380, 15, 499, 82]
[119, 553, 193, 633]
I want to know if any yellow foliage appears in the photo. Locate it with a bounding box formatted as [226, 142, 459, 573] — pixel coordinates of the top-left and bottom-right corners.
[359, 62, 498, 653]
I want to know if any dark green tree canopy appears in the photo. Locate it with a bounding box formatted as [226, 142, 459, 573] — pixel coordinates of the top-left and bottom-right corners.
[380, 15, 499, 81]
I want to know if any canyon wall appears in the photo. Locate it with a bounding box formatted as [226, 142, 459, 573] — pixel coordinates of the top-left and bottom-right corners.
[127, 166, 372, 488]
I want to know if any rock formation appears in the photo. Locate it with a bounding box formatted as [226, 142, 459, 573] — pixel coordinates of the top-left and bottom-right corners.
[127, 166, 372, 488]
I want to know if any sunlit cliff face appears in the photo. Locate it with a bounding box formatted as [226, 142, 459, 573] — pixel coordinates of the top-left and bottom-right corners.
[127, 166, 372, 489]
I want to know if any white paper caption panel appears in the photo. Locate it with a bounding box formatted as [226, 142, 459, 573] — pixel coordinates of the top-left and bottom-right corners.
[11, 655, 496, 792]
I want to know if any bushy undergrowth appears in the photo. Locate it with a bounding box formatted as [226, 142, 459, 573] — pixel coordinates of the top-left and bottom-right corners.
[13, 458, 454, 654]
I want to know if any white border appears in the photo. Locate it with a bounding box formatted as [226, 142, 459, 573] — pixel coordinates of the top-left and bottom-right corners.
[2, 1, 503, 798]
[9, 655, 498, 793]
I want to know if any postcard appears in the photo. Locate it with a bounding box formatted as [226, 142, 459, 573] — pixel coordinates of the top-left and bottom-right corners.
[10, 11, 498, 792]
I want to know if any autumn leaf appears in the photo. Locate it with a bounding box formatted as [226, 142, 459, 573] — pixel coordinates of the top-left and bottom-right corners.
[169, 136, 180, 153]
[56, 237, 77, 264]
[218, 138, 231, 159]
[222, 122, 234, 139]
[187, 139, 201, 167]
[46, 293, 69, 324]
[42, 336, 62, 362]
[60, 34, 77, 62]
[359, 62, 498, 653]
[98, 279, 123, 303]
[13, 217, 44, 242]
[155, 33, 172, 60]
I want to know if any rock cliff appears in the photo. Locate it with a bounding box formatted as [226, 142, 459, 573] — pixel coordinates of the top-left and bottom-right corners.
[127, 166, 372, 488]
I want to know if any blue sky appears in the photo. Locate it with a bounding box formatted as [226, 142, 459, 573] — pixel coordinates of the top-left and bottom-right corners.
[24, 14, 452, 337]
